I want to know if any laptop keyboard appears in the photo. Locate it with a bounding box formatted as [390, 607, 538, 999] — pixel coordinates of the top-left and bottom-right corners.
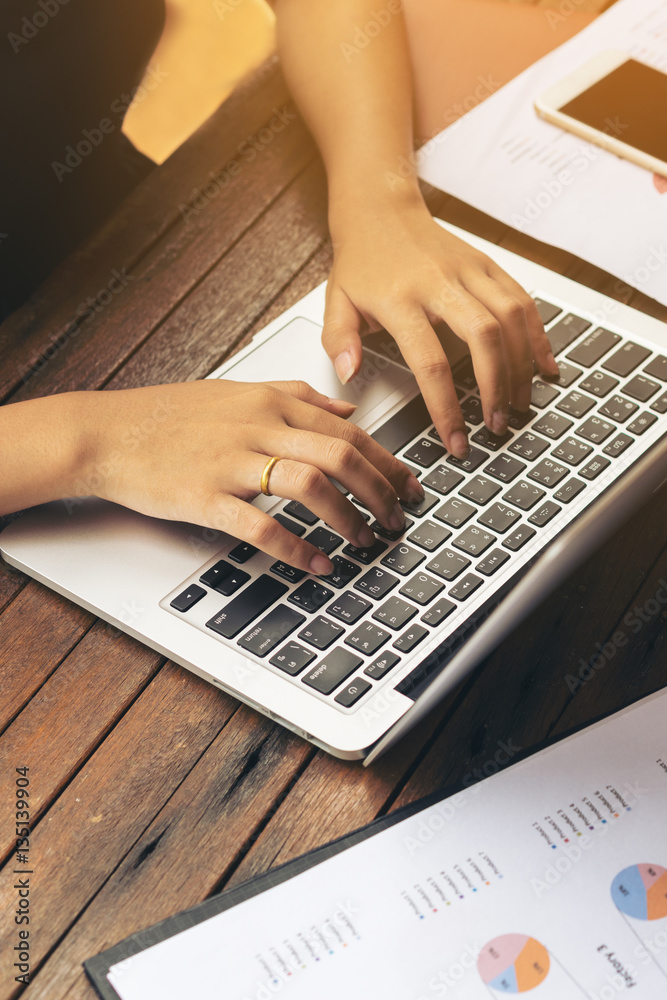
[163, 296, 667, 711]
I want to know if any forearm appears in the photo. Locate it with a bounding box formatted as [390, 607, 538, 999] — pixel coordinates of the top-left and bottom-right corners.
[0, 393, 91, 515]
[274, 0, 421, 225]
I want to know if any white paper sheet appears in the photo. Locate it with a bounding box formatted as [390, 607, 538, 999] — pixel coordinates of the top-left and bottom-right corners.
[417, 0, 667, 307]
[107, 687, 667, 999]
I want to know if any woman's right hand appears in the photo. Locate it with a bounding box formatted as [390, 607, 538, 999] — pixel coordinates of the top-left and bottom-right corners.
[72, 378, 424, 575]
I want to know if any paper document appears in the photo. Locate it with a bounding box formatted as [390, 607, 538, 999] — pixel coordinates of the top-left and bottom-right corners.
[417, 0, 667, 308]
[106, 688, 667, 999]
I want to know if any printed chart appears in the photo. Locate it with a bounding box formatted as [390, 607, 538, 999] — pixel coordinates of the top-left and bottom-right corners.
[611, 863, 667, 979]
[478, 935, 549, 994]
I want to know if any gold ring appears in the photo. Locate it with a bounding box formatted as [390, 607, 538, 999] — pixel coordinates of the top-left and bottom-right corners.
[260, 456, 281, 497]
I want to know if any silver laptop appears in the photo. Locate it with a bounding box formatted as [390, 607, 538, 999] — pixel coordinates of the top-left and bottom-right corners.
[2, 222, 666, 764]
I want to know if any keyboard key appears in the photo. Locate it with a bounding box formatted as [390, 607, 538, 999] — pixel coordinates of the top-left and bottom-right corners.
[551, 437, 593, 466]
[579, 456, 611, 480]
[381, 543, 425, 575]
[421, 598, 456, 626]
[627, 411, 658, 435]
[305, 526, 343, 554]
[364, 651, 401, 680]
[461, 396, 484, 425]
[531, 380, 560, 409]
[202, 561, 250, 596]
[528, 501, 561, 526]
[327, 590, 372, 624]
[556, 391, 595, 418]
[476, 548, 510, 576]
[478, 502, 521, 533]
[446, 446, 488, 473]
[578, 370, 619, 397]
[448, 573, 484, 601]
[335, 678, 372, 708]
[644, 354, 667, 381]
[459, 474, 502, 505]
[598, 395, 639, 423]
[408, 519, 451, 552]
[238, 605, 305, 657]
[404, 438, 446, 468]
[452, 525, 496, 556]
[551, 360, 582, 387]
[170, 584, 206, 612]
[346, 621, 392, 655]
[603, 434, 633, 457]
[502, 524, 537, 551]
[274, 513, 306, 536]
[508, 407, 536, 430]
[342, 538, 388, 564]
[355, 567, 399, 599]
[370, 517, 414, 541]
[270, 562, 306, 584]
[206, 576, 287, 639]
[532, 411, 573, 439]
[400, 491, 439, 518]
[602, 342, 652, 377]
[373, 596, 418, 630]
[546, 313, 591, 355]
[200, 559, 234, 591]
[453, 356, 477, 390]
[509, 432, 550, 461]
[533, 297, 562, 325]
[288, 580, 334, 613]
[434, 497, 477, 527]
[228, 542, 258, 564]
[283, 500, 318, 525]
[528, 458, 569, 487]
[303, 647, 363, 694]
[399, 572, 444, 606]
[319, 556, 361, 589]
[502, 481, 546, 510]
[393, 624, 430, 651]
[298, 615, 344, 650]
[576, 416, 615, 444]
[422, 465, 464, 495]
[471, 426, 513, 451]
[426, 550, 471, 581]
[554, 478, 586, 503]
[484, 454, 527, 483]
[270, 641, 316, 676]
[371, 395, 430, 455]
[651, 391, 667, 414]
[622, 375, 661, 402]
[566, 327, 621, 367]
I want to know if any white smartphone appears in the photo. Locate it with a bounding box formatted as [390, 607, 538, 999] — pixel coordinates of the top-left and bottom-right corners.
[535, 50, 667, 179]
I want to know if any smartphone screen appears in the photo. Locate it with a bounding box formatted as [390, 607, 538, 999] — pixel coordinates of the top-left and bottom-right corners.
[560, 59, 667, 163]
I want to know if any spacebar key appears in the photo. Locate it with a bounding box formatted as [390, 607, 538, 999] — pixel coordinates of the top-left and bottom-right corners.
[371, 395, 431, 455]
[206, 576, 288, 639]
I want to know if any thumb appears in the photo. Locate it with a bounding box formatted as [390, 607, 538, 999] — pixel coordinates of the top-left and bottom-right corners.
[322, 284, 364, 385]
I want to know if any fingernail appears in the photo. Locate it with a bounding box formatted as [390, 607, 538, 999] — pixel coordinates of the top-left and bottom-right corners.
[356, 523, 375, 548]
[491, 409, 509, 436]
[334, 350, 355, 385]
[450, 431, 469, 460]
[389, 501, 405, 531]
[310, 554, 333, 576]
[405, 474, 424, 505]
[546, 351, 559, 375]
[328, 397, 357, 411]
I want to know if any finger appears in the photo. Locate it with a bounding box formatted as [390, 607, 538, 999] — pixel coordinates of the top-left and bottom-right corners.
[426, 288, 510, 436]
[486, 264, 559, 379]
[383, 307, 469, 459]
[267, 379, 357, 418]
[280, 396, 425, 506]
[322, 284, 364, 385]
[210, 494, 334, 576]
[241, 454, 377, 549]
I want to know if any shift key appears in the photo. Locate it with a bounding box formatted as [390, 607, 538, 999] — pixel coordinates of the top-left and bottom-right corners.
[206, 575, 287, 638]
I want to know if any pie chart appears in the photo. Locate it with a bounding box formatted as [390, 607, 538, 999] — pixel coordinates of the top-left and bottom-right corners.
[478, 934, 550, 993]
[611, 864, 667, 921]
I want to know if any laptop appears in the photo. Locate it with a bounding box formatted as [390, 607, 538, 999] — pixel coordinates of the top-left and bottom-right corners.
[2, 221, 666, 764]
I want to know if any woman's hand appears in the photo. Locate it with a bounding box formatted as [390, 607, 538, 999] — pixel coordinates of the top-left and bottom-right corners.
[323, 191, 560, 458]
[77, 379, 423, 575]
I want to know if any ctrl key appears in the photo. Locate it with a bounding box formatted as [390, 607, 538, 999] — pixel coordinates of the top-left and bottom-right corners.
[170, 584, 206, 612]
[335, 677, 372, 707]
[303, 647, 363, 695]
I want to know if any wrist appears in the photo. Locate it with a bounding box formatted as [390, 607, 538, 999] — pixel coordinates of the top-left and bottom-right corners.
[328, 175, 428, 242]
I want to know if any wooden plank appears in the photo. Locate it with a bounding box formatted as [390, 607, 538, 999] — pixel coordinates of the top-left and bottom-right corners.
[0, 583, 94, 733]
[17, 707, 313, 1000]
[0, 624, 161, 864]
[0, 561, 27, 617]
[0, 662, 239, 1000]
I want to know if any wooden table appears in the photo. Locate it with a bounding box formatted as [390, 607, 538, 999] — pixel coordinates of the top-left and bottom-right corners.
[1, 33, 666, 1000]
